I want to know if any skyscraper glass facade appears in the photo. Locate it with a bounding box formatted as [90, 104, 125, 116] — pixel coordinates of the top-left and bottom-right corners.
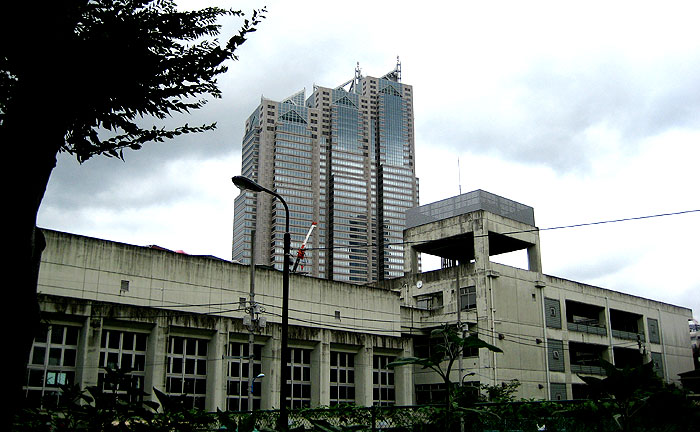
[233, 63, 418, 282]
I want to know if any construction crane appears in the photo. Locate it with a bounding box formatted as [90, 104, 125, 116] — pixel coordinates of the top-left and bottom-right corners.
[292, 222, 317, 273]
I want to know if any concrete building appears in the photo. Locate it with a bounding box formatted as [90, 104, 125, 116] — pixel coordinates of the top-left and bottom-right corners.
[26, 192, 695, 409]
[27, 229, 411, 411]
[232, 60, 419, 283]
[378, 190, 695, 401]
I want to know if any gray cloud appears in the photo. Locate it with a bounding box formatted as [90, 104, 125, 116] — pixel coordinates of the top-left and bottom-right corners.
[35, 1, 700, 320]
[420, 50, 700, 174]
[554, 252, 640, 284]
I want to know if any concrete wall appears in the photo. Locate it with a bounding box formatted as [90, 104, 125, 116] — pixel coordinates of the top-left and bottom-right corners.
[385, 207, 695, 401]
[387, 258, 694, 400]
[30, 230, 412, 410]
[39, 230, 402, 337]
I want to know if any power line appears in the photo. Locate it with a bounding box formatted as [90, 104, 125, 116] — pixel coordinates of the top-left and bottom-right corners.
[36, 294, 654, 353]
[303, 208, 700, 252]
[539, 208, 700, 232]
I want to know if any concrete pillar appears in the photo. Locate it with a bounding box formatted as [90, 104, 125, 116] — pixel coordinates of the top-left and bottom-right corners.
[394, 340, 413, 405]
[313, 331, 331, 407]
[81, 315, 102, 389]
[404, 244, 420, 275]
[473, 216, 490, 270]
[604, 297, 616, 366]
[355, 337, 374, 406]
[148, 320, 168, 404]
[262, 329, 281, 409]
[206, 325, 227, 411]
[527, 241, 542, 273]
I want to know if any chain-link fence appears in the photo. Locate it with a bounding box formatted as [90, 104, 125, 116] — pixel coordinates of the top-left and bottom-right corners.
[221, 398, 699, 432]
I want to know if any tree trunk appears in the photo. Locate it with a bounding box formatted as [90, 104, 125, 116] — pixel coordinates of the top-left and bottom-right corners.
[3, 30, 65, 425]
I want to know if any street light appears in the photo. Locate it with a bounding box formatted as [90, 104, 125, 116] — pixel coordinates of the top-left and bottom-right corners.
[251, 373, 265, 394]
[232, 175, 290, 430]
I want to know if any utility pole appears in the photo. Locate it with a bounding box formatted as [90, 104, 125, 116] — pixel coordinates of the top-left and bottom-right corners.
[245, 230, 266, 409]
[248, 229, 256, 408]
[456, 261, 463, 386]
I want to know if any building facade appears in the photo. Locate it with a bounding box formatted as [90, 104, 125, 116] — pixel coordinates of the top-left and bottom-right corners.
[232, 61, 419, 283]
[28, 230, 412, 411]
[28, 191, 695, 409]
[381, 190, 695, 401]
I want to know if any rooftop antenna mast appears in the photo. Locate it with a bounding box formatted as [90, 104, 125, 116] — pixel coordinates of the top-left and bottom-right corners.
[347, 62, 362, 94]
[458, 157, 462, 195]
[395, 56, 401, 82]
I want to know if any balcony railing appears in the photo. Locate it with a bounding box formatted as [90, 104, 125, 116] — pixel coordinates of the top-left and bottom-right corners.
[567, 322, 607, 336]
[570, 363, 606, 375]
[612, 329, 646, 342]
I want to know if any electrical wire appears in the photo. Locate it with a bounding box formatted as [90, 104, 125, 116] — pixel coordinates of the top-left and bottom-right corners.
[36, 207, 678, 367]
[37, 292, 654, 354]
[302, 208, 700, 252]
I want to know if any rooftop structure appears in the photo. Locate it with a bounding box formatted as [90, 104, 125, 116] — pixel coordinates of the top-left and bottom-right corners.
[406, 189, 535, 229]
[382, 191, 694, 401]
[404, 190, 542, 272]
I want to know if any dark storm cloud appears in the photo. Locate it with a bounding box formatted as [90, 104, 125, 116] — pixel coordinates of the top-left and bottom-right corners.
[44, 148, 217, 213]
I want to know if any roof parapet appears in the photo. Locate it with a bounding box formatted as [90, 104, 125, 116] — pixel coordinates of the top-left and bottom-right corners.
[406, 190, 535, 229]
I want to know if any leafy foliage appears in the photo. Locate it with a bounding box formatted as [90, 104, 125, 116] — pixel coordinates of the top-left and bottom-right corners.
[388, 325, 504, 431]
[574, 359, 700, 431]
[3, 4, 264, 425]
[1, 0, 265, 162]
[479, 379, 521, 403]
[389, 324, 502, 405]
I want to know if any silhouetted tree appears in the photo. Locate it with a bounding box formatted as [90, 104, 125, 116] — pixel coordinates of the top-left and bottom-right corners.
[1, 1, 264, 426]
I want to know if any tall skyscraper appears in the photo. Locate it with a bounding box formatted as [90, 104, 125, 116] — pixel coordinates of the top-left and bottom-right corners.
[233, 60, 418, 283]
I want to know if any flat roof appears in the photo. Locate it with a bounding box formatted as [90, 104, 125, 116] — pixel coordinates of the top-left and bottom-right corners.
[406, 190, 535, 229]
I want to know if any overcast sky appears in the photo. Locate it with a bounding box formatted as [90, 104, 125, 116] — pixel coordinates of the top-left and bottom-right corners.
[38, 0, 700, 319]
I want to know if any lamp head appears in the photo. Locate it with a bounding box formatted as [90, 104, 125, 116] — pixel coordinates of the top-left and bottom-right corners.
[232, 176, 264, 193]
[256, 373, 265, 379]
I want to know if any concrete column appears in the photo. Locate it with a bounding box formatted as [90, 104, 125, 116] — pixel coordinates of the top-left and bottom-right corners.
[473, 215, 490, 270]
[262, 329, 281, 409]
[394, 339, 413, 405]
[604, 297, 616, 366]
[404, 244, 420, 275]
[527, 241, 542, 273]
[148, 320, 168, 404]
[355, 337, 374, 406]
[313, 332, 331, 407]
[562, 332, 571, 388]
[206, 325, 227, 411]
[81, 315, 102, 389]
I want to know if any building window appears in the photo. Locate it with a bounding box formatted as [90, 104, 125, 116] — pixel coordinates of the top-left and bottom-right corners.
[286, 347, 312, 409]
[647, 318, 661, 344]
[24, 323, 80, 408]
[373, 355, 395, 406]
[460, 286, 476, 310]
[416, 292, 443, 310]
[98, 329, 147, 400]
[166, 336, 208, 410]
[415, 383, 447, 405]
[227, 342, 263, 411]
[330, 351, 355, 405]
[463, 330, 479, 357]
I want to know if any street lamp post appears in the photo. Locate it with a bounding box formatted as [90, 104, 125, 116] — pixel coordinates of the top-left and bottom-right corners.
[232, 176, 291, 431]
[251, 373, 265, 395]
